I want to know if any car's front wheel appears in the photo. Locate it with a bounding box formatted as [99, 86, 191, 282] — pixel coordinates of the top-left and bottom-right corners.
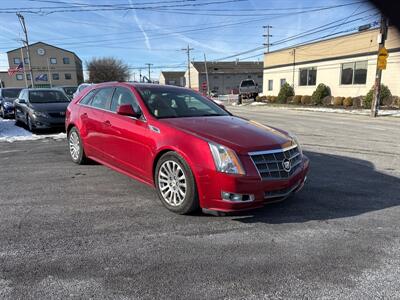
[155, 152, 199, 214]
[68, 127, 88, 164]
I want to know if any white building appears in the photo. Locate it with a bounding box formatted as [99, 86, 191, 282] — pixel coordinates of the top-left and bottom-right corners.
[263, 26, 400, 97]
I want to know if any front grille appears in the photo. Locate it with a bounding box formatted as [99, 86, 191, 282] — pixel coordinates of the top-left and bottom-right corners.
[48, 112, 65, 118]
[250, 145, 302, 180]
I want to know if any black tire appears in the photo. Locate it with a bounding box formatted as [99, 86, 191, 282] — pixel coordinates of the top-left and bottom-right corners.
[68, 127, 88, 165]
[238, 94, 242, 105]
[155, 152, 199, 214]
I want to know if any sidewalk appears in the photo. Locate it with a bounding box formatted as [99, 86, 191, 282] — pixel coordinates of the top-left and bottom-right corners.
[227, 102, 400, 117]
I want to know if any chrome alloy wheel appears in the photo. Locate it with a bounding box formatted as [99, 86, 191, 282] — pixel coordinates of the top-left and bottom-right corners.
[158, 160, 187, 206]
[69, 131, 80, 161]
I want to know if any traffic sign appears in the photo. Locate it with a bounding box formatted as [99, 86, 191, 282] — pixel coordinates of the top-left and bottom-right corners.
[377, 47, 388, 70]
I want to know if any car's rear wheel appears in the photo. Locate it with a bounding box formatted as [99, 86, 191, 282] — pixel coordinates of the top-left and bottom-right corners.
[68, 127, 88, 164]
[155, 152, 199, 214]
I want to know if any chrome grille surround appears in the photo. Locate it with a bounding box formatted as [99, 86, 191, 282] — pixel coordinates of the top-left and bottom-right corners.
[249, 145, 302, 180]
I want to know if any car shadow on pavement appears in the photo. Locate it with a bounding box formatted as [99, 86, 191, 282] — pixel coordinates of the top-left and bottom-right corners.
[232, 151, 400, 224]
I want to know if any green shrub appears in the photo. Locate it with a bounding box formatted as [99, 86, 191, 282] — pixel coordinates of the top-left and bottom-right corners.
[277, 83, 294, 104]
[333, 97, 344, 106]
[301, 95, 312, 105]
[343, 97, 353, 107]
[364, 84, 392, 108]
[311, 83, 331, 105]
[293, 95, 302, 104]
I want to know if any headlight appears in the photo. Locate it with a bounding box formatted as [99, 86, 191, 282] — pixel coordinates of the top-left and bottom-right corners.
[289, 133, 303, 156]
[33, 111, 47, 118]
[208, 143, 245, 175]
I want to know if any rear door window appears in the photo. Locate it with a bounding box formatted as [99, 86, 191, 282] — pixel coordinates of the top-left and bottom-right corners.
[110, 87, 140, 112]
[80, 90, 97, 105]
[90, 88, 115, 110]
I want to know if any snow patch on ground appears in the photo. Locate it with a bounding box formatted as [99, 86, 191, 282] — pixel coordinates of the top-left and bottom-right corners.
[0, 119, 66, 143]
[249, 102, 267, 106]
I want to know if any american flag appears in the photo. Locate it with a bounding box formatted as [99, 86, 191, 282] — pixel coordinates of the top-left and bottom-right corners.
[8, 63, 24, 77]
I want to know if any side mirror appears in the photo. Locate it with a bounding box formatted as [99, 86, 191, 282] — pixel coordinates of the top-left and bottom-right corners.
[116, 104, 140, 118]
[18, 99, 26, 104]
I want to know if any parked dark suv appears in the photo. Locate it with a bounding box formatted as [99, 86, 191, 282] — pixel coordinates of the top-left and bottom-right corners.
[14, 88, 70, 132]
[0, 88, 22, 118]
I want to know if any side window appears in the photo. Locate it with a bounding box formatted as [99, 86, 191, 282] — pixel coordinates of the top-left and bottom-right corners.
[79, 90, 97, 105]
[110, 87, 140, 112]
[90, 88, 114, 110]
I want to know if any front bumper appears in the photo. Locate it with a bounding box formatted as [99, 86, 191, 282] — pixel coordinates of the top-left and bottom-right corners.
[31, 116, 66, 129]
[200, 155, 310, 212]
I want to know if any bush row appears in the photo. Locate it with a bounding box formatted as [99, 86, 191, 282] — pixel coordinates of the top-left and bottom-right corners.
[259, 83, 399, 108]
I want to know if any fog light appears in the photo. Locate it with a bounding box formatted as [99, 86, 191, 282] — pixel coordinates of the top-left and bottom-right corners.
[221, 191, 255, 202]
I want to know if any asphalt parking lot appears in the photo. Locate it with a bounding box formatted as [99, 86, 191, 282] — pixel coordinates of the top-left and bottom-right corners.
[0, 107, 399, 299]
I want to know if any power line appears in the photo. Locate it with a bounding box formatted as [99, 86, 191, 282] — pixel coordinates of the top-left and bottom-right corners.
[212, 9, 378, 61]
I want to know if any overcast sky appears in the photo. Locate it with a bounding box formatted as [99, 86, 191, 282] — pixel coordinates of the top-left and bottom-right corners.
[0, 0, 378, 80]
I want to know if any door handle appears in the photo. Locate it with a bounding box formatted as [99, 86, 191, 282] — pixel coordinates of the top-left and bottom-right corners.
[103, 120, 111, 126]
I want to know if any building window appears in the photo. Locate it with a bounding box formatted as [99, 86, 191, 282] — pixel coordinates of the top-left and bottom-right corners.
[24, 58, 30, 65]
[299, 67, 317, 86]
[280, 78, 286, 87]
[50, 58, 57, 64]
[341, 61, 367, 85]
[13, 58, 21, 64]
[268, 80, 273, 91]
[63, 57, 70, 64]
[16, 74, 23, 80]
[26, 74, 31, 80]
[52, 73, 59, 80]
[65, 73, 72, 80]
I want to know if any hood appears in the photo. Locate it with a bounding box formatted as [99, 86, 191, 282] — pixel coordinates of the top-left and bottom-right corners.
[160, 116, 293, 154]
[29, 102, 69, 112]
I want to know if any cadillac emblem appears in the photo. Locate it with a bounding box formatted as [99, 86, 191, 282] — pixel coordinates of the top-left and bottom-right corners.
[282, 158, 291, 172]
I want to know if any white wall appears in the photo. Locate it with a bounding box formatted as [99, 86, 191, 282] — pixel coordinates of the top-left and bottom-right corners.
[263, 52, 400, 97]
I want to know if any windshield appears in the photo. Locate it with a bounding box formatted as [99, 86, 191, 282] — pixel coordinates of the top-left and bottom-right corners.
[63, 87, 77, 96]
[240, 80, 255, 87]
[29, 90, 69, 103]
[137, 87, 229, 119]
[2, 89, 21, 99]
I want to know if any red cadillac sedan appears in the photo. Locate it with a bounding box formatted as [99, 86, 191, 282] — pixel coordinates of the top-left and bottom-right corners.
[66, 82, 309, 214]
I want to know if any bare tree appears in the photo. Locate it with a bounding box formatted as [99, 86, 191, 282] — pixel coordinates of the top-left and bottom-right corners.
[87, 57, 130, 83]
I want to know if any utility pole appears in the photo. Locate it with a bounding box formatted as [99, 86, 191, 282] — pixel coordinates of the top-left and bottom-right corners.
[204, 53, 210, 96]
[263, 25, 272, 53]
[17, 13, 34, 88]
[145, 63, 153, 82]
[371, 14, 389, 117]
[182, 45, 194, 88]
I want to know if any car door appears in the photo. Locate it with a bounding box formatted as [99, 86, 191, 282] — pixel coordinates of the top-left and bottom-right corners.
[79, 87, 114, 161]
[102, 86, 154, 181]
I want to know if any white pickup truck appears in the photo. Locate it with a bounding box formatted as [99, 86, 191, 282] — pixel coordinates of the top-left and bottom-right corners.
[238, 79, 259, 104]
